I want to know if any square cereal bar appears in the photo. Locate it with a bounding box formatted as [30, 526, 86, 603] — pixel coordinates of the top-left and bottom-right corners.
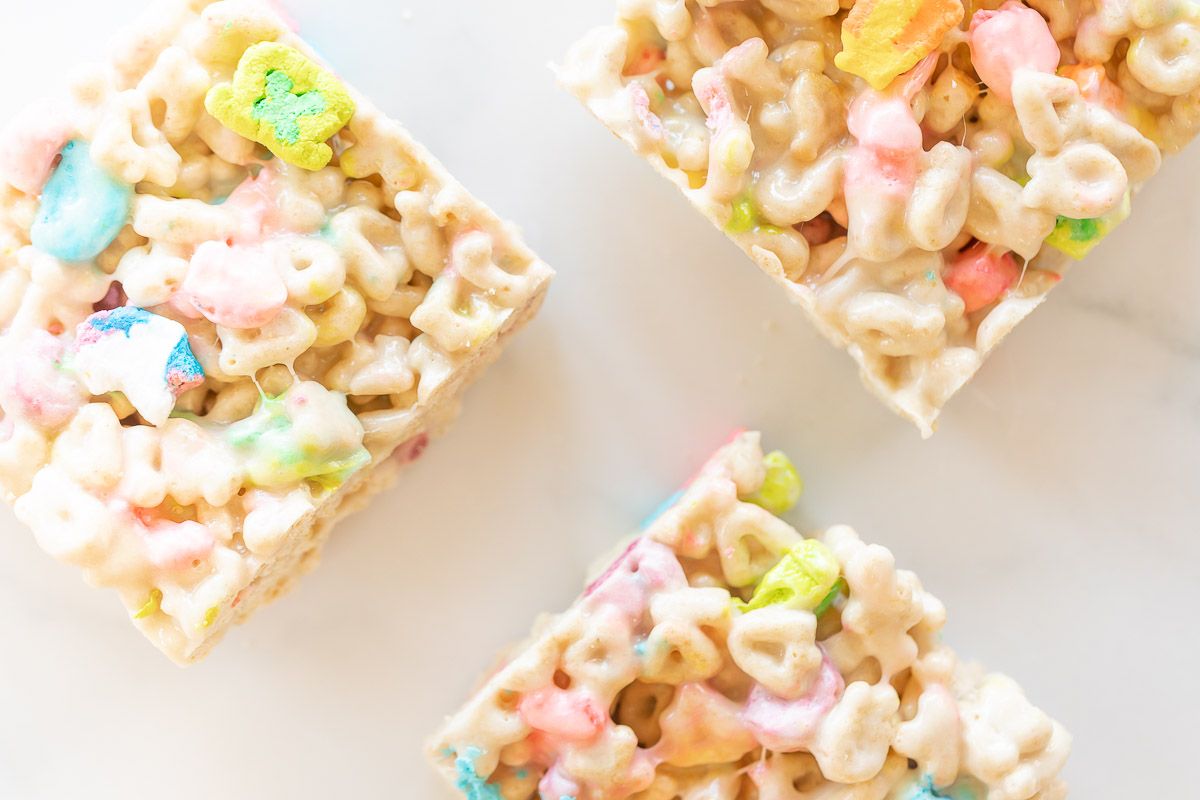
[0, 0, 552, 664]
[561, 0, 1198, 435]
[429, 433, 1070, 799]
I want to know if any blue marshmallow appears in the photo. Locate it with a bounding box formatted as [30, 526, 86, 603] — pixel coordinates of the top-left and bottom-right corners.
[31, 140, 132, 262]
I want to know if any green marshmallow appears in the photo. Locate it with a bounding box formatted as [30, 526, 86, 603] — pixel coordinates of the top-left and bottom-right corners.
[740, 539, 841, 612]
[206, 42, 355, 171]
[746, 450, 804, 515]
[814, 577, 847, 616]
[1044, 191, 1131, 260]
[226, 386, 370, 491]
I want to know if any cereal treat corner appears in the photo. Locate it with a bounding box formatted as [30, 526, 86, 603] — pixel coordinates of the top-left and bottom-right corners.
[429, 432, 1071, 799]
[561, 0, 1198, 435]
[0, 0, 552, 664]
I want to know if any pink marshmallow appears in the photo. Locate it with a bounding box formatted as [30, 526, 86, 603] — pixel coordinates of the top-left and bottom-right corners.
[519, 686, 607, 742]
[742, 653, 844, 752]
[224, 167, 286, 244]
[0, 330, 86, 430]
[178, 240, 288, 329]
[944, 242, 1022, 313]
[140, 519, 216, 571]
[969, 1, 1060, 104]
[845, 96, 924, 198]
[843, 56, 937, 202]
[848, 94, 924, 156]
[0, 102, 74, 196]
[583, 538, 688, 626]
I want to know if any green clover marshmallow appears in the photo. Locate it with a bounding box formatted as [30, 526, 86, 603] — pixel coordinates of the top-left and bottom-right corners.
[739, 539, 841, 613]
[206, 42, 355, 171]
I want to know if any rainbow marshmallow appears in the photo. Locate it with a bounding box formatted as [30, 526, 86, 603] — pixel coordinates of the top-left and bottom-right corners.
[73, 307, 205, 426]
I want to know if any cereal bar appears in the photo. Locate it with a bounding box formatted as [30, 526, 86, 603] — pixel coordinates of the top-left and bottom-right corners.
[0, 0, 553, 663]
[429, 432, 1070, 799]
[561, 0, 1197, 434]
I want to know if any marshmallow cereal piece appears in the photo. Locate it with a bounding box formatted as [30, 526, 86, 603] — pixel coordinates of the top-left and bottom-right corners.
[943, 242, 1022, 313]
[206, 42, 355, 170]
[842, 57, 937, 260]
[745, 449, 804, 515]
[453, 747, 503, 800]
[0, 330, 88, 430]
[835, 0, 965, 90]
[225, 380, 370, 491]
[31, 140, 133, 262]
[73, 307, 204, 426]
[1043, 191, 1132, 260]
[139, 518, 217, 572]
[968, 2, 1061, 104]
[742, 654, 845, 751]
[178, 240, 288, 329]
[221, 166, 290, 243]
[520, 686, 609, 744]
[739, 538, 842, 612]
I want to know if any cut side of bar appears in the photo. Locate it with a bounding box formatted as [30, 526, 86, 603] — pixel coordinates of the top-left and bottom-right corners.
[561, 0, 1198, 435]
[429, 432, 1070, 799]
[0, 0, 552, 664]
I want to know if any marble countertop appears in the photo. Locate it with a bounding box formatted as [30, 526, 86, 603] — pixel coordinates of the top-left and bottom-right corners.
[0, 0, 1196, 797]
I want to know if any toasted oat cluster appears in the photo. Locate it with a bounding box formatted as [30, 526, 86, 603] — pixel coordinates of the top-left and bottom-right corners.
[561, 0, 1199, 434]
[0, 0, 552, 663]
[429, 433, 1070, 799]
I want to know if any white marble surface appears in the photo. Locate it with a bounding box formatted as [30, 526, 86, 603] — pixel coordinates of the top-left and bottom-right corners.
[0, 1, 1197, 797]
